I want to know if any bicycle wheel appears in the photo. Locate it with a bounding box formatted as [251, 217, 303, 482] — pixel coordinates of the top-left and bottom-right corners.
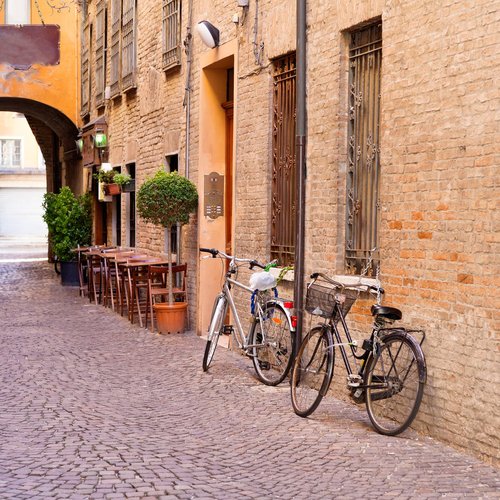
[250, 302, 294, 386]
[290, 326, 334, 417]
[364, 332, 426, 435]
[202, 295, 227, 372]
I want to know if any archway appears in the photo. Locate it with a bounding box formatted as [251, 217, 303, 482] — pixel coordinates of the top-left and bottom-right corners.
[0, 98, 81, 260]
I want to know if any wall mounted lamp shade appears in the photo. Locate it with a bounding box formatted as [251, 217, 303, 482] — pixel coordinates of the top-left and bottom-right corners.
[75, 138, 83, 153]
[196, 21, 220, 48]
[94, 131, 107, 148]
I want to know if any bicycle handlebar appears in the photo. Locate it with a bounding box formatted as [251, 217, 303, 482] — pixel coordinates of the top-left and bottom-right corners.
[200, 247, 268, 270]
[310, 272, 384, 294]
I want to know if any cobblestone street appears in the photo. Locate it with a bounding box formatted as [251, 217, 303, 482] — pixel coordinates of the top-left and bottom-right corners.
[0, 262, 498, 499]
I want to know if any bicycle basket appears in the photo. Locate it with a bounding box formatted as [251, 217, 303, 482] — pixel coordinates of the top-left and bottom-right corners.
[305, 281, 359, 321]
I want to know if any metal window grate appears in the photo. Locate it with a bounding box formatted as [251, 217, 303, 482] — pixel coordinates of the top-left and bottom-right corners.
[346, 22, 382, 276]
[162, 0, 181, 70]
[271, 53, 296, 267]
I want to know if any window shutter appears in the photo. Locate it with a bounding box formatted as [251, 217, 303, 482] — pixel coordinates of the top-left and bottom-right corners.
[162, 0, 181, 70]
[81, 23, 90, 116]
[121, 0, 136, 91]
[95, 0, 106, 107]
[110, 0, 121, 97]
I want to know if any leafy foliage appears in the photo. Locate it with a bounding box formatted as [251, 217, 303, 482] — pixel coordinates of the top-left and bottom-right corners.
[113, 173, 132, 186]
[137, 170, 198, 229]
[42, 187, 92, 262]
[93, 169, 116, 184]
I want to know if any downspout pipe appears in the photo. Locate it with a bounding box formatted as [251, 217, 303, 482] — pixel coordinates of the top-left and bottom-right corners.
[294, 0, 307, 355]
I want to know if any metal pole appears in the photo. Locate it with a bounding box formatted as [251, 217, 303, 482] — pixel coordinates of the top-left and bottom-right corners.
[294, 0, 307, 355]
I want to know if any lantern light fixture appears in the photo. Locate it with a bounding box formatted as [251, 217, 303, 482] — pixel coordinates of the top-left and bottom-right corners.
[196, 20, 220, 48]
[94, 131, 107, 148]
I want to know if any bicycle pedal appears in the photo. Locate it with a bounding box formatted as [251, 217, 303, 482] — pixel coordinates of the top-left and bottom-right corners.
[347, 374, 363, 388]
[222, 325, 234, 335]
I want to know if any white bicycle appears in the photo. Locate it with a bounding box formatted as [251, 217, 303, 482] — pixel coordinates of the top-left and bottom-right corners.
[200, 248, 296, 386]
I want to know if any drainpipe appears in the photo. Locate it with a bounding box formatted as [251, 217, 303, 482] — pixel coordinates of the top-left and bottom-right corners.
[184, 0, 194, 180]
[294, 0, 307, 355]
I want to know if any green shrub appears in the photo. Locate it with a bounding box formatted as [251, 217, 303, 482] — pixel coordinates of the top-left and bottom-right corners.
[42, 187, 92, 262]
[137, 170, 198, 228]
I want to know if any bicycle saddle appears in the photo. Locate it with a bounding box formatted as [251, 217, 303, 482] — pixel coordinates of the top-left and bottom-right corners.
[371, 304, 402, 321]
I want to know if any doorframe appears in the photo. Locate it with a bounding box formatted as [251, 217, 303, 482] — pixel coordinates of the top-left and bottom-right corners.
[197, 40, 237, 337]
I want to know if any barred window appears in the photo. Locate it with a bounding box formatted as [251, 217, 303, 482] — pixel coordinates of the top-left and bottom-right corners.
[109, 0, 121, 97]
[81, 22, 90, 116]
[121, 0, 136, 91]
[346, 22, 382, 276]
[0, 139, 21, 167]
[162, 0, 181, 70]
[271, 53, 296, 267]
[95, 0, 107, 107]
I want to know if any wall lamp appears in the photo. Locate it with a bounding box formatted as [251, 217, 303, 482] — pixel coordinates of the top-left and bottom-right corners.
[196, 21, 220, 48]
[93, 131, 107, 148]
[75, 137, 83, 154]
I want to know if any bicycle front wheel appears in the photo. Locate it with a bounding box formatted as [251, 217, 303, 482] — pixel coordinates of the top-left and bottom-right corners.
[250, 302, 294, 386]
[364, 332, 426, 435]
[291, 326, 334, 417]
[202, 295, 227, 372]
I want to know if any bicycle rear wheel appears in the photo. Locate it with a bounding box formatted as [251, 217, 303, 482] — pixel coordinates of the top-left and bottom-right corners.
[291, 326, 334, 417]
[364, 332, 426, 435]
[202, 295, 227, 372]
[250, 302, 294, 386]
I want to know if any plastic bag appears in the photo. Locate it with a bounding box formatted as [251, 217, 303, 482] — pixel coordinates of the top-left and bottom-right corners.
[249, 271, 277, 291]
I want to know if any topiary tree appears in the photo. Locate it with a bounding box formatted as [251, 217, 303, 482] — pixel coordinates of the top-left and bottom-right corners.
[137, 170, 198, 303]
[42, 187, 92, 262]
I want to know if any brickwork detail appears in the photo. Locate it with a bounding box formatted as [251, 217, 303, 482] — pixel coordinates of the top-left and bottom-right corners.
[81, 0, 500, 465]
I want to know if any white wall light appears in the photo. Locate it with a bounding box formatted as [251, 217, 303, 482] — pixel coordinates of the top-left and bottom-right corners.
[196, 21, 220, 48]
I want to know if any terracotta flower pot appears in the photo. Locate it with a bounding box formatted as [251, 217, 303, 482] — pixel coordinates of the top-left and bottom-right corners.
[104, 183, 121, 196]
[153, 302, 187, 334]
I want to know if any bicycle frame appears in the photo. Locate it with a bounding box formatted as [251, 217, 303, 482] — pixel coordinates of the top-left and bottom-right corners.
[324, 300, 426, 390]
[222, 276, 265, 350]
[206, 250, 294, 350]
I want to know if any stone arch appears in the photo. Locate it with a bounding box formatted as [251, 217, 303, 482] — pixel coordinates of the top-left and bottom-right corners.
[0, 97, 80, 193]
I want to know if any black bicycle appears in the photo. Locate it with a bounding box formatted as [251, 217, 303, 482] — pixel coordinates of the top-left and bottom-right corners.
[291, 273, 427, 436]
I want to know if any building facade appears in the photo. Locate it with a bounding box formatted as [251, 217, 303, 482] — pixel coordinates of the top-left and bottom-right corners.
[0, 0, 82, 197]
[79, 0, 498, 466]
[0, 111, 46, 238]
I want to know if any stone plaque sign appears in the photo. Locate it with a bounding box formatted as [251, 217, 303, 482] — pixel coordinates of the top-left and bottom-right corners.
[204, 172, 224, 219]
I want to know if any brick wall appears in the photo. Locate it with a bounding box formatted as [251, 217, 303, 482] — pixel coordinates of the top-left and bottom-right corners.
[82, 0, 499, 465]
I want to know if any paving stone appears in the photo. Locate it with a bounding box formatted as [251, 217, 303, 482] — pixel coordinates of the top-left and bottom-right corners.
[0, 262, 498, 499]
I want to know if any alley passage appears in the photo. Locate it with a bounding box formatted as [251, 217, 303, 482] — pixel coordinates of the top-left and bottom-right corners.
[0, 262, 498, 499]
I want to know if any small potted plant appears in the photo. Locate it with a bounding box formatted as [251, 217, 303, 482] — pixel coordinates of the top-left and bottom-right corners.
[42, 187, 92, 286]
[113, 172, 134, 192]
[137, 170, 198, 333]
[94, 168, 120, 195]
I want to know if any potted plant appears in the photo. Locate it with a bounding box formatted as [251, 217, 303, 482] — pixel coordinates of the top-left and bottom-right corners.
[137, 170, 198, 333]
[114, 172, 134, 192]
[42, 187, 92, 286]
[94, 168, 120, 195]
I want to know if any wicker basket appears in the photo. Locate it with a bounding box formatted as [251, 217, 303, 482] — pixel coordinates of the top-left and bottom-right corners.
[305, 281, 359, 321]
